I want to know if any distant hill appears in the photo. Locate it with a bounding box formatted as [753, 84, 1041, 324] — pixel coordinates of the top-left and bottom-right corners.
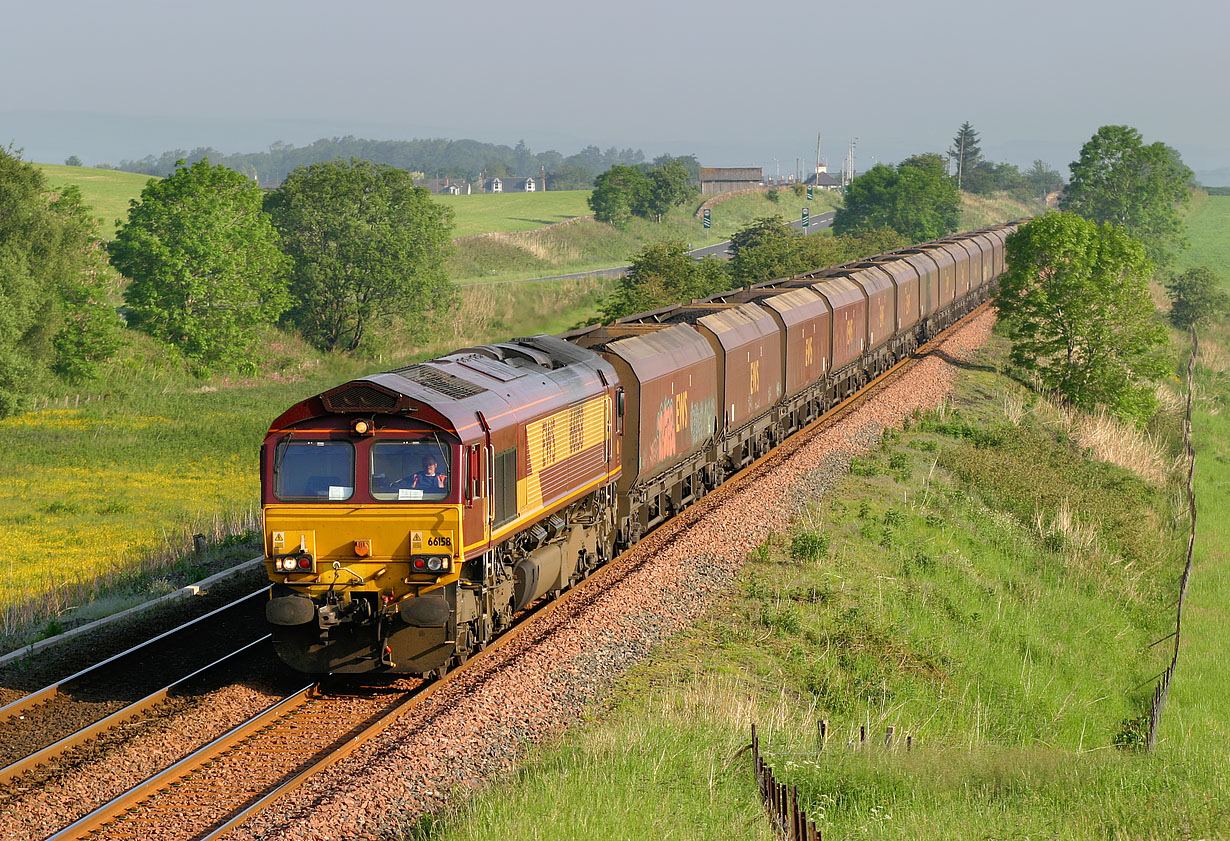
[116, 137, 653, 189]
[37, 164, 155, 240]
[1196, 168, 1230, 188]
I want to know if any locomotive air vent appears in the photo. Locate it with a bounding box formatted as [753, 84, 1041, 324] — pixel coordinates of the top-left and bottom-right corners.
[322, 383, 401, 413]
[391, 364, 488, 400]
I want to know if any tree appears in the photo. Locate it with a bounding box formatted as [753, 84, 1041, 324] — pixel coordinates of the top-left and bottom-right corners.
[64, 155, 82, 167]
[639, 160, 695, 221]
[602, 241, 729, 320]
[1024, 160, 1064, 199]
[266, 158, 455, 353]
[589, 165, 649, 225]
[111, 159, 290, 369]
[1166, 266, 1230, 329]
[728, 216, 803, 283]
[949, 122, 982, 190]
[0, 148, 122, 414]
[995, 213, 1168, 423]
[1060, 125, 1193, 265]
[834, 156, 960, 243]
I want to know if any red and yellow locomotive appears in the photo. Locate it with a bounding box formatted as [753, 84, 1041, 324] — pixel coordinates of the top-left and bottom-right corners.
[262, 336, 620, 674]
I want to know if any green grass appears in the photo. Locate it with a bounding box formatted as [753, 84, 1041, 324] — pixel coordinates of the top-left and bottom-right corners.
[1176, 193, 1230, 282]
[37, 164, 154, 240]
[449, 191, 844, 284]
[435, 190, 594, 238]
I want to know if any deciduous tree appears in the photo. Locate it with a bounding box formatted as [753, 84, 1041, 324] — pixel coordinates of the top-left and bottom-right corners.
[834, 156, 960, 243]
[588, 165, 648, 226]
[728, 216, 801, 283]
[1166, 266, 1230, 329]
[602, 240, 728, 320]
[639, 160, 695, 222]
[1060, 125, 1193, 265]
[0, 148, 122, 415]
[111, 159, 290, 369]
[266, 158, 456, 353]
[995, 212, 1168, 422]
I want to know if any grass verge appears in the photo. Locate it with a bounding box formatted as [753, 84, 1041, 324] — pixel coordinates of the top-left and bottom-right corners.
[436, 190, 594, 238]
[405, 331, 1228, 840]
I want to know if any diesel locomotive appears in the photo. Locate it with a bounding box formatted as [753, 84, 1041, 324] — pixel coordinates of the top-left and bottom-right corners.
[262, 221, 1022, 675]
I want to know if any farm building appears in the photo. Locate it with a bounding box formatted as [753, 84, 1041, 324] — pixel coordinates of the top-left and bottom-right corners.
[698, 167, 764, 195]
[482, 176, 539, 193]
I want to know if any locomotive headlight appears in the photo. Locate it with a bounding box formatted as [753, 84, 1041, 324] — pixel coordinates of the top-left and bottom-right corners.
[426, 556, 443, 572]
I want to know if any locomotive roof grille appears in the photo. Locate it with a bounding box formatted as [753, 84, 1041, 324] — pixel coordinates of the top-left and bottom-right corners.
[322, 384, 401, 413]
[391, 364, 488, 400]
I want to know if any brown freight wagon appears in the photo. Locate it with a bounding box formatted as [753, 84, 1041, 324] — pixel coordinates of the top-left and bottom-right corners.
[564, 322, 719, 540]
[618, 302, 785, 469]
[900, 251, 941, 320]
[939, 241, 972, 299]
[866, 256, 921, 332]
[809, 277, 867, 373]
[699, 287, 832, 399]
[967, 232, 997, 289]
[902, 244, 956, 310]
[842, 264, 896, 352]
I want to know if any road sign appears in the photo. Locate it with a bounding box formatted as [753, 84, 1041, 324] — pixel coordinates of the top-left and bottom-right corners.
[702, 208, 711, 229]
[806, 186, 813, 201]
[802, 208, 809, 229]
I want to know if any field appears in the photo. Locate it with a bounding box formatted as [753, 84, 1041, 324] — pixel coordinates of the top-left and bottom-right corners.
[37, 164, 155, 239]
[435, 190, 594, 237]
[408, 201, 1230, 839]
[449, 190, 846, 284]
[1177, 192, 1230, 280]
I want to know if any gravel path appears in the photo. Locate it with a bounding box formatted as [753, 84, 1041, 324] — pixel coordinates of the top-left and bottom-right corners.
[227, 309, 996, 841]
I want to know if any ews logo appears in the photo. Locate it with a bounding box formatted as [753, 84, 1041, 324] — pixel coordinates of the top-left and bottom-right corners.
[674, 391, 690, 433]
[749, 360, 761, 396]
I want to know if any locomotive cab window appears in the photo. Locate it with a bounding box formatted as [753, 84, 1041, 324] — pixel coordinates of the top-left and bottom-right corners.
[274, 440, 355, 501]
[370, 441, 453, 501]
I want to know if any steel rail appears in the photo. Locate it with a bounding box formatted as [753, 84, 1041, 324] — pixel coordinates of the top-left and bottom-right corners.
[0, 587, 269, 722]
[39, 301, 989, 841]
[0, 635, 270, 786]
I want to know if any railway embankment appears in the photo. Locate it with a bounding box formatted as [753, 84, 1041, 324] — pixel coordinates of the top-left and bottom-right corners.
[409, 325, 1225, 839]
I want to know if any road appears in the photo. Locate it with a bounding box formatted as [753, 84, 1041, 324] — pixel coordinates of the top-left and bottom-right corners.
[457, 210, 836, 287]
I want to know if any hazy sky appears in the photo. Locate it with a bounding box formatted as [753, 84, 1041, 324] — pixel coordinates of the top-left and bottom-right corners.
[4, 0, 1228, 175]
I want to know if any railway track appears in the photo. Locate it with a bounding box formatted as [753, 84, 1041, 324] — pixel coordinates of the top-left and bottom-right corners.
[0, 588, 271, 787]
[27, 304, 988, 841]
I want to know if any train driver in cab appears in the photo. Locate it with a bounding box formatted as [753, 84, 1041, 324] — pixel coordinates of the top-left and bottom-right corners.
[408, 455, 448, 493]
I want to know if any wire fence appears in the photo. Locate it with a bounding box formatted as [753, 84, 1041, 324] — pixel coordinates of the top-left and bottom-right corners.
[1147, 327, 1199, 750]
[30, 393, 109, 410]
[752, 724, 822, 841]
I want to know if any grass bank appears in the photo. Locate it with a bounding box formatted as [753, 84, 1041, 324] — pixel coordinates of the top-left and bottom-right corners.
[437, 190, 594, 238]
[449, 191, 844, 284]
[407, 330, 1226, 839]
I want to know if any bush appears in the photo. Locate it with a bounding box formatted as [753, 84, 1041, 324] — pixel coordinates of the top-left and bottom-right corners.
[791, 530, 830, 562]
